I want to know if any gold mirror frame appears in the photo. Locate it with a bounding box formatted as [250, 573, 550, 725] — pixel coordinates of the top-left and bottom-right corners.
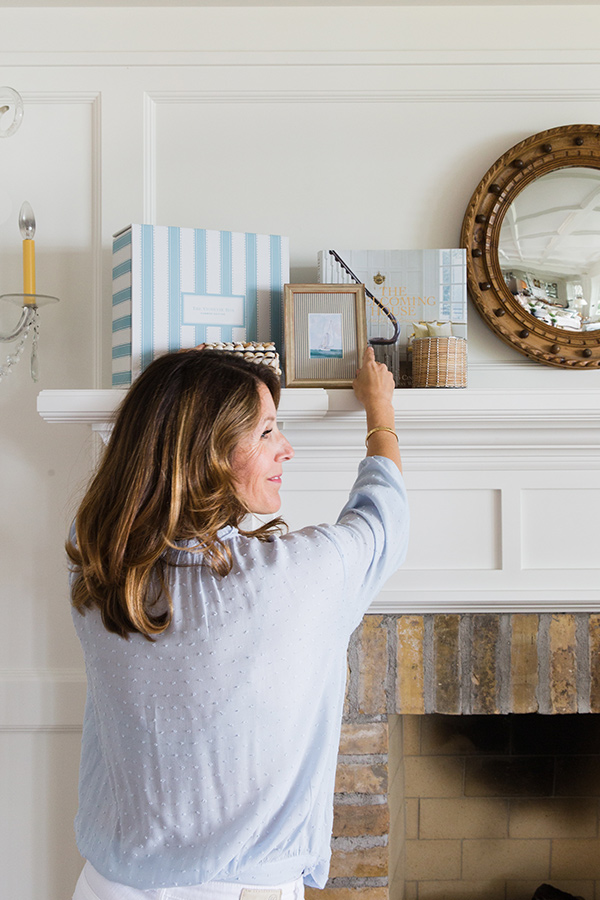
[461, 124, 600, 368]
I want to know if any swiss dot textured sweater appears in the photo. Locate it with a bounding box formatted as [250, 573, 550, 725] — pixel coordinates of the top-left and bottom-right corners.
[71, 456, 409, 890]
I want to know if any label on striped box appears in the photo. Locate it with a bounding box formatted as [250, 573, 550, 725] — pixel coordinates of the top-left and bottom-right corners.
[112, 224, 289, 387]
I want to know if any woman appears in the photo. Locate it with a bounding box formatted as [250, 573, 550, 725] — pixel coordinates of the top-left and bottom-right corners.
[68, 346, 408, 900]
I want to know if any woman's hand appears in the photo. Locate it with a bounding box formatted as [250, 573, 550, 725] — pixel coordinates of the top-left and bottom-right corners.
[353, 346, 395, 411]
[353, 346, 402, 472]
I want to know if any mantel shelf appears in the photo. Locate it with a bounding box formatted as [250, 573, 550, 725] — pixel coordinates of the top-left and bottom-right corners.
[37, 387, 600, 427]
[37, 390, 600, 465]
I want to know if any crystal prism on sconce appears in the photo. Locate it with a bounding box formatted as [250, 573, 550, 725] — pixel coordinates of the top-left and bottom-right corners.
[0, 201, 59, 384]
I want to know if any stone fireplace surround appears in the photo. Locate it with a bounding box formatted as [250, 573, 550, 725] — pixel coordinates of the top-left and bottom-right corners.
[38, 386, 600, 900]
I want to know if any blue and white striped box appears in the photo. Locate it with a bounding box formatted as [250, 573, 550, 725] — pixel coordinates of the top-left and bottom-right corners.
[112, 224, 289, 387]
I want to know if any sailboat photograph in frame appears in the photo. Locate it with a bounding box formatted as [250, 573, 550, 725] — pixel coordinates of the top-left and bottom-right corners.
[283, 284, 367, 387]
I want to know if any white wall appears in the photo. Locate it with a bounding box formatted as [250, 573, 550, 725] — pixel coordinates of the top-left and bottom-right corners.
[2, 5, 600, 898]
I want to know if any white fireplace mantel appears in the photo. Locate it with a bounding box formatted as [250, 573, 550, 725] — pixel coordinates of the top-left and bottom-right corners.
[38, 388, 600, 614]
[37, 387, 600, 455]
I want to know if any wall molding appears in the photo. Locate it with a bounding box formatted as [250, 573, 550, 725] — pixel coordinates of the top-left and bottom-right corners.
[91, 92, 103, 389]
[147, 88, 600, 105]
[5, 50, 600, 69]
[143, 91, 157, 225]
[0, 669, 85, 732]
[370, 592, 600, 615]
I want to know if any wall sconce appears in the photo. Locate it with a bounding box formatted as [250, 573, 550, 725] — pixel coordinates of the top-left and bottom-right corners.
[0, 202, 58, 384]
[0, 87, 24, 138]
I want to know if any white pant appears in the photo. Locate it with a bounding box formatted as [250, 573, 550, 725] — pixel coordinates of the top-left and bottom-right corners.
[73, 862, 305, 900]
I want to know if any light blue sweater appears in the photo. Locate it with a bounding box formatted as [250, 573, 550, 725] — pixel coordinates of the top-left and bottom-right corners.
[71, 456, 409, 890]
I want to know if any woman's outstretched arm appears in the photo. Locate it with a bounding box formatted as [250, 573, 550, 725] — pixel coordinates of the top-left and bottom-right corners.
[352, 346, 402, 473]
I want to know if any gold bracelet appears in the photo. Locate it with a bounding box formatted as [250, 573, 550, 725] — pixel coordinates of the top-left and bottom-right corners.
[365, 426, 398, 447]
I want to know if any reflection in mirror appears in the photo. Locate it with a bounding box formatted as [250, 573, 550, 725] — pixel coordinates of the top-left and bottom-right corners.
[461, 125, 600, 367]
[499, 167, 600, 333]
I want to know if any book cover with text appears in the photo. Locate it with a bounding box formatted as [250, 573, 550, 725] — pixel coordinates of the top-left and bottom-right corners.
[318, 248, 467, 387]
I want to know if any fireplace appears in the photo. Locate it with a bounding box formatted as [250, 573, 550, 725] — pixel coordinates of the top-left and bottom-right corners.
[37, 387, 600, 899]
[305, 614, 600, 900]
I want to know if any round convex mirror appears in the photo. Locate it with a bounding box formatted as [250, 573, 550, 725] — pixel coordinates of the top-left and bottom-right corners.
[461, 125, 600, 368]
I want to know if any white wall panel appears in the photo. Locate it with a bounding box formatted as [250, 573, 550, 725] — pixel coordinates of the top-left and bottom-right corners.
[0, 94, 97, 673]
[521, 488, 600, 570]
[0, 731, 83, 900]
[280, 466, 357, 529]
[282, 488, 356, 531]
[402, 488, 501, 571]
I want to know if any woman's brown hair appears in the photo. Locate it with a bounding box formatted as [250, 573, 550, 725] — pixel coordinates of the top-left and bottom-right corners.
[66, 349, 283, 639]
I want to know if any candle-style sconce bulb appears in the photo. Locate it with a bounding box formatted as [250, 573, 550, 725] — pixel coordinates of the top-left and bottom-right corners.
[19, 201, 36, 300]
[19, 201, 36, 240]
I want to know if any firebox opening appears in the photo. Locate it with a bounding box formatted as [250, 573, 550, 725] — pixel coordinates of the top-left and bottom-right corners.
[389, 713, 600, 900]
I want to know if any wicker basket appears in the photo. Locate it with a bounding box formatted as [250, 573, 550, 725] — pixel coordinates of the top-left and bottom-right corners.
[411, 336, 467, 388]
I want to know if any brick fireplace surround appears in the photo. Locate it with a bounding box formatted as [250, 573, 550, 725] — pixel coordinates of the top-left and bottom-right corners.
[310, 613, 600, 900]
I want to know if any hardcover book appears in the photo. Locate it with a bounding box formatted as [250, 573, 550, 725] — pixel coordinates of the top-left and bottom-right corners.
[318, 248, 467, 387]
[112, 224, 289, 386]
